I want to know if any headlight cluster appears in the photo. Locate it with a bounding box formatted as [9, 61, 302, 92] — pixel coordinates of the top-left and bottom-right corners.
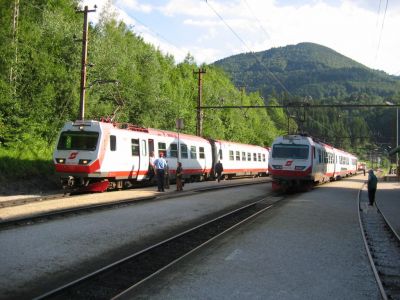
[295, 166, 306, 170]
[79, 159, 91, 165]
[272, 165, 282, 169]
[56, 158, 65, 164]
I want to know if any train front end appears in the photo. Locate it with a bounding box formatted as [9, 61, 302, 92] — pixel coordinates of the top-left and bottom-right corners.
[269, 135, 313, 192]
[53, 120, 106, 192]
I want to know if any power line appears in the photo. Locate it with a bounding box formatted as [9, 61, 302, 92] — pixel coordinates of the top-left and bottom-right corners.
[243, 0, 270, 40]
[205, 0, 292, 97]
[200, 104, 400, 109]
[375, 0, 389, 63]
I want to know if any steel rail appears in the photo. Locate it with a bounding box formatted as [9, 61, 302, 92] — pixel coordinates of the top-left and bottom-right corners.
[357, 184, 388, 300]
[33, 193, 281, 300]
[0, 179, 270, 230]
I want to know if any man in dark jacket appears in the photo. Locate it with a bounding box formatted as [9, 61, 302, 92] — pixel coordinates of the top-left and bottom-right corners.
[367, 170, 378, 206]
[215, 161, 224, 183]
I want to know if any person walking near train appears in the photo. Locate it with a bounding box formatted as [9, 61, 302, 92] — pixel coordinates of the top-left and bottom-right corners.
[176, 162, 183, 191]
[154, 152, 167, 192]
[215, 160, 224, 182]
[367, 169, 378, 206]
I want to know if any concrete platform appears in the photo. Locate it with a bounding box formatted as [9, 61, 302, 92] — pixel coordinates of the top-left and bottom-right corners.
[0, 177, 269, 221]
[127, 175, 383, 299]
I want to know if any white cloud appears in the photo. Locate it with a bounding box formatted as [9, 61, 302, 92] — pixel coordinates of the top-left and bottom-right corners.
[80, 0, 400, 75]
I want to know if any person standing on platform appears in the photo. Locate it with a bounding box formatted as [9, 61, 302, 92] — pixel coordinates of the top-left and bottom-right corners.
[154, 152, 167, 192]
[215, 161, 224, 182]
[176, 162, 183, 191]
[367, 169, 378, 206]
[148, 151, 156, 182]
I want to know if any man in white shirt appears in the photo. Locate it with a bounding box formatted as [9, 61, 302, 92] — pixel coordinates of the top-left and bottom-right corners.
[154, 152, 167, 192]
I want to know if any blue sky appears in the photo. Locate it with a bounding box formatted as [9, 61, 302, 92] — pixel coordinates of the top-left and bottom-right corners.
[81, 0, 400, 75]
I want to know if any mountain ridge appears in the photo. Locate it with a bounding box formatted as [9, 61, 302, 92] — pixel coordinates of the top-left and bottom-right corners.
[213, 42, 400, 100]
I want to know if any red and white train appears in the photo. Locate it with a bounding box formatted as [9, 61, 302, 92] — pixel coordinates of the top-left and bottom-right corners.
[53, 119, 269, 192]
[269, 134, 358, 191]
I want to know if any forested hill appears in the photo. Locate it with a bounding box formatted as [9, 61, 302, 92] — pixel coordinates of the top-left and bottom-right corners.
[213, 42, 400, 100]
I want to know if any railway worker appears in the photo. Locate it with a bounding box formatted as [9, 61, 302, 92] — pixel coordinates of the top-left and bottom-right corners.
[215, 161, 224, 183]
[176, 162, 183, 191]
[154, 152, 167, 192]
[367, 169, 378, 206]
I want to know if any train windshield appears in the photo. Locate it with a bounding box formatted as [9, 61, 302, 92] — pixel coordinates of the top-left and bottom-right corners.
[57, 131, 99, 151]
[272, 144, 309, 159]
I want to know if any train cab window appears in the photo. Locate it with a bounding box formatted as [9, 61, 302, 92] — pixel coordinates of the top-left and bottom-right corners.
[229, 150, 234, 160]
[253, 153, 257, 161]
[199, 147, 205, 159]
[110, 135, 116, 151]
[219, 149, 223, 160]
[181, 144, 188, 159]
[170, 143, 178, 158]
[236, 151, 240, 161]
[190, 146, 197, 159]
[131, 139, 140, 156]
[158, 142, 166, 157]
[242, 152, 246, 161]
[258, 153, 261, 161]
[262, 154, 266, 162]
[317, 149, 322, 164]
[57, 131, 99, 151]
[248, 152, 251, 161]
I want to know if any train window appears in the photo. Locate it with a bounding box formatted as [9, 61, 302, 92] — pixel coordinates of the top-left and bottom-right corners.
[262, 154, 266, 162]
[247, 153, 251, 161]
[242, 152, 246, 161]
[253, 153, 257, 161]
[219, 149, 223, 160]
[318, 149, 322, 164]
[229, 150, 234, 160]
[131, 139, 139, 156]
[110, 135, 116, 151]
[272, 144, 309, 159]
[236, 151, 240, 161]
[170, 143, 178, 158]
[158, 142, 166, 157]
[190, 146, 197, 159]
[57, 131, 99, 151]
[141, 140, 147, 156]
[181, 144, 188, 159]
[199, 147, 205, 159]
[258, 153, 261, 161]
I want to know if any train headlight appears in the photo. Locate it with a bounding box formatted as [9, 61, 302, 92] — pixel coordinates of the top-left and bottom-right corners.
[79, 159, 91, 165]
[56, 158, 66, 164]
[272, 165, 282, 169]
[295, 166, 306, 170]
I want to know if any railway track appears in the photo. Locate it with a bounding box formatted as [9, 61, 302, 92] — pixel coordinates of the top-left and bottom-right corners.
[0, 179, 270, 230]
[358, 185, 400, 300]
[33, 193, 283, 299]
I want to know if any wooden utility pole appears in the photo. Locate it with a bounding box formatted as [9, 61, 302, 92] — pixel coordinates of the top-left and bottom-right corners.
[10, 0, 19, 95]
[194, 68, 206, 136]
[76, 5, 96, 121]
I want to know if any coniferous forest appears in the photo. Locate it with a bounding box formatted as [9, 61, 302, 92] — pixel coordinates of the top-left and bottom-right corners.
[1, 0, 399, 185]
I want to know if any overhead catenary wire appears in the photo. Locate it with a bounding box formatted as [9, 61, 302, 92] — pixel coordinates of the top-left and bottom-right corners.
[205, 0, 293, 98]
[243, 0, 270, 40]
[375, 0, 389, 64]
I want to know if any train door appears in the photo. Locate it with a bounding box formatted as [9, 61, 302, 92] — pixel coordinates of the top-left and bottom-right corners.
[137, 139, 149, 180]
